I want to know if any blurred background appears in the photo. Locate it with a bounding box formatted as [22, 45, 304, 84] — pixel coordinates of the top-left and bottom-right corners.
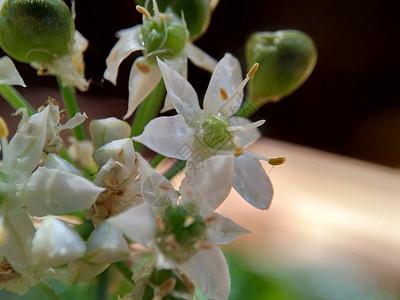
[1, 0, 400, 299]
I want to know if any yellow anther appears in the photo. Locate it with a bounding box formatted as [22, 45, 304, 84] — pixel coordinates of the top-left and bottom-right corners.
[268, 157, 286, 166]
[183, 215, 195, 227]
[246, 63, 259, 78]
[0, 117, 9, 138]
[135, 61, 150, 73]
[0, 226, 8, 246]
[219, 87, 229, 100]
[234, 146, 243, 157]
[136, 5, 151, 18]
[158, 278, 177, 297]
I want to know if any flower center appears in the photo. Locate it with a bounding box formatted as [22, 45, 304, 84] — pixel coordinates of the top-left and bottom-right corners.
[201, 115, 234, 151]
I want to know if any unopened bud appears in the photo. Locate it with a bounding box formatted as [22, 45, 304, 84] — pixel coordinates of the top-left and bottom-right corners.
[245, 30, 317, 106]
[89, 117, 131, 149]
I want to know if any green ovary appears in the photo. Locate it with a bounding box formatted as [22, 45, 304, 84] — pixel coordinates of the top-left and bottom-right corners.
[202, 115, 234, 151]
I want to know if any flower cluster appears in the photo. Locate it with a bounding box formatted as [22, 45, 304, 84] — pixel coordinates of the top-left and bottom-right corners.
[0, 0, 316, 299]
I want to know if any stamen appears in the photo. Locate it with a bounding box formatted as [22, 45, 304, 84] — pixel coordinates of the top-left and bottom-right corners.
[136, 5, 151, 18]
[234, 146, 244, 157]
[156, 216, 165, 232]
[219, 87, 229, 100]
[246, 63, 259, 78]
[0, 226, 8, 246]
[157, 278, 177, 297]
[0, 117, 9, 138]
[181, 273, 195, 293]
[135, 61, 150, 73]
[203, 215, 218, 223]
[183, 215, 195, 227]
[268, 157, 286, 166]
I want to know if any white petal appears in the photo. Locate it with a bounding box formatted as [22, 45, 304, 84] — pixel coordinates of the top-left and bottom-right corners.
[93, 138, 136, 173]
[125, 57, 162, 119]
[233, 155, 273, 210]
[229, 116, 262, 148]
[164, 55, 188, 78]
[180, 155, 234, 215]
[19, 167, 104, 216]
[132, 115, 194, 160]
[159, 93, 175, 113]
[203, 53, 243, 116]
[157, 57, 201, 125]
[206, 213, 250, 244]
[107, 203, 157, 248]
[0, 56, 26, 86]
[85, 222, 130, 264]
[182, 245, 230, 300]
[93, 159, 131, 187]
[68, 261, 110, 284]
[186, 42, 217, 73]
[44, 153, 82, 175]
[154, 244, 179, 269]
[0, 209, 34, 276]
[137, 153, 178, 207]
[32, 216, 86, 269]
[104, 25, 144, 85]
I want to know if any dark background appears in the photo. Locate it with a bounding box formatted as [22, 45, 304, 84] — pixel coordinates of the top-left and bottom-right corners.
[2, 0, 400, 167]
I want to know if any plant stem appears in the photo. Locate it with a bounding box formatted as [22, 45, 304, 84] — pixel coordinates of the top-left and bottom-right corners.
[113, 262, 135, 286]
[164, 160, 186, 180]
[95, 268, 110, 300]
[150, 154, 166, 168]
[0, 85, 35, 115]
[38, 281, 61, 300]
[131, 80, 166, 153]
[56, 76, 86, 141]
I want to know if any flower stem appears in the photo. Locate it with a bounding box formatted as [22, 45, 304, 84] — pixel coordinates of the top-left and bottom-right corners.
[235, 99, 260, 118]
[38, 281, 61, 300]
[164, 160, 186, 179]
[0, 85, 35, 115]
[131, 79, 166, 153]
[56, 76, 86, 141]
[95, 268, 110, 300]
[113, 262, 135, 286]
[150, 153, 166, 168]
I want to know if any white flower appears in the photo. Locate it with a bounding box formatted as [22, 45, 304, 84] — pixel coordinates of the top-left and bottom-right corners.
[103, 1, 217, 119]
[0, 56, 26, 86]
[108, 155, 249, 300]
[30, 31, 90, 91]
[133, 54, 274, 209]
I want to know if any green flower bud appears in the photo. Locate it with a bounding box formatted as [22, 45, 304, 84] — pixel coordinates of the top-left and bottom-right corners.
[89, 117, 131, 149]
[0, 0, 74, 63]
[136, 0, 213, 40]
[202, 115, 234, 151]
[245, 30, 317, 106]
[141, 16, 187, 60]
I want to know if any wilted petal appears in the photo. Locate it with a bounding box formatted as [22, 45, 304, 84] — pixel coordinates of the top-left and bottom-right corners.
[0, 209, 34, 277]
[229, 117, 262, 148]
[233, 155, 273, 210]
[180, 156, 234, 215]
[93, 138, 136, 173]
[68, 261, 109, 284]
[108, 203, 157, 248]
[85, 222, 130, 264]
[104, 25, 144, 85]
[185, 42, 217, 73]
[32, 216, 86, 269]
[19, 167, 104, 216]
[0, 56, 26, 86]
[133, 115, 194, 160]
[125, 57, 162, 119]
[157, 58, 201, 125]
[137, 154, 178, 207]
[206, 213, 250, 244]
[203, 53, 243, 116]
[182, 245, 230, 300]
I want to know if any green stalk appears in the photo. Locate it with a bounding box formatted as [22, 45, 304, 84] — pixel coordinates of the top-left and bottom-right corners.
[131, 79, 166, 153]
[56, 76, 86, 140]
[235, 99, 260, 118]
[164, 160, 186, 180]
[38, 281, 61, 300]
[113, 262, 135, 286]
[0, 85, 35, 115]
[150, 153, 165, 168]
[95, 268, 109, 300]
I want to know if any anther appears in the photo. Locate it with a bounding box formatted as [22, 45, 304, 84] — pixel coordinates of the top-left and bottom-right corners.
[135, 61, 150, 73]
[183, 215, 195, 227]
[0, 117, 9, 138]
[136, 5, 151, 18]
[246, 63, 259, 78]
[219, 87, 229, 100]
[234, 146, 244, 157]
[157, 278, 177, 297]
[268, 157, 286, 166]
[203, 215, 218, 223]
[156, 216, 165, 232]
